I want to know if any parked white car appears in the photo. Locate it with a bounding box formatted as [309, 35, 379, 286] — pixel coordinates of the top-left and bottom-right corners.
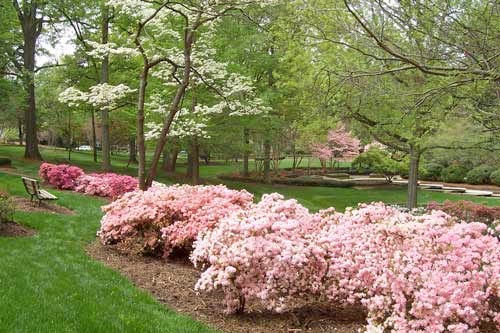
[77, 145, 92, 151]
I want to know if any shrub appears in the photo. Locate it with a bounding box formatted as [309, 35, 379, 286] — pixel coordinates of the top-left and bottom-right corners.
[98, 184, 253, 257]
[192, 193, 332, 313]
[427, 200, 500, 225]
[194, 200, 500, 332]
[440, 164, 467, 183]
[352, 148, 404, 182]
[0, 190, 14, 223]
[420, 162, 444, 181]
[74, 173, 138, 198]
[39, 162, 84, 190]
[491, 170, 500, 186]
[466, 165, 495, 184]
[0, 157, 11, 166]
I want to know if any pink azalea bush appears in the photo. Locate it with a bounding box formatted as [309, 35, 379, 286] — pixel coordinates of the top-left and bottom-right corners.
[193, 200, 500, 332]
[74, 173, 138, 198]
[98, 184, 253, 256]
[192, 193, 333, 313]
[39, 162, 84, 189]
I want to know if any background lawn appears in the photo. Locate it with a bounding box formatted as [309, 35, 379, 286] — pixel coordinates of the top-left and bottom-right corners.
[1, 144, 498, 211]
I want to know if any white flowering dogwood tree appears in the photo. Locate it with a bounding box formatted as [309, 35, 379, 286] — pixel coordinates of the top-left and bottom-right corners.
[106, 0, 278, 189]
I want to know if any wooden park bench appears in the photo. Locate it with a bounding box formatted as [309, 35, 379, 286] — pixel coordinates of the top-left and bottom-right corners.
[21, 177, 58, 206]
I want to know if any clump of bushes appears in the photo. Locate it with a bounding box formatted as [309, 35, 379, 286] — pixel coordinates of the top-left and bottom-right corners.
[97, 183, 500, 332]
[98, 184, 253, 256]
[491, 170, 500, 186]
[38, 163, 138, 198]
[39, 162, 84, 190]
[466, 165, 495, 184]
[427, 200, 500, 225]
[0, 190, 15, 223]
[352, 148, 404, 182]
[74, 173, 138, 198]
[440, 165, 468, 183]
[420, 162, 444, 181]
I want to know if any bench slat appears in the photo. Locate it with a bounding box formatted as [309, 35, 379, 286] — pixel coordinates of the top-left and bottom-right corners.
[38, 190, 57, 200]
[21, 177, 58, 202]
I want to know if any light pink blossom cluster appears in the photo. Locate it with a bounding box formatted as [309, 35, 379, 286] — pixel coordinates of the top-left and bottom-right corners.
[98, 184, 253, 256]
[74, 173, 138, 198]
[191, 193, 334, 313]
[193, 199, 500, 332]
[39, 162, 84, 189]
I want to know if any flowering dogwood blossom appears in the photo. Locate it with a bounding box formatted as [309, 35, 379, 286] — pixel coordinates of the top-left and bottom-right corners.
[59, 83, 135, 111]
[86, 41, 139, 60]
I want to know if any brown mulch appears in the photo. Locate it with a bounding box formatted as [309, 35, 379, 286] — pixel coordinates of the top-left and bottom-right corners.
[87, 241, 366, 333]
[12, 197, 75, 215]
[0, 221, 37, 237]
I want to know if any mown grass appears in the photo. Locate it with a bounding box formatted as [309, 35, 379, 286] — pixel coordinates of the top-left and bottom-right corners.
[0, 173, 215, 333]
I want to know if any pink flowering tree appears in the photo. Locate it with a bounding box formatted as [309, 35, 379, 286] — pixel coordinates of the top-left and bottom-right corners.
[310, 125, 360, 171]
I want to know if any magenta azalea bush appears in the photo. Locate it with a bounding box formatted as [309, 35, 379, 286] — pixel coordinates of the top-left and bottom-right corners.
[74, 173, 138, 198]
[98, 184, 253, 256]
[192, 199, 500, 332]
[39, 163, 138, 198]
[39, 162, 84, 189]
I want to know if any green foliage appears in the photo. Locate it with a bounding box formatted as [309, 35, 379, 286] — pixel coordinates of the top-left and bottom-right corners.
[441, 165, 468, 183]
[420, 163, 444, 181]
[0, 190, 14, 223]
[466, 165, 495, 185]
[352, 148, 403, 181]
[490, 170, 500, 186]
[0, 157, 11, 166]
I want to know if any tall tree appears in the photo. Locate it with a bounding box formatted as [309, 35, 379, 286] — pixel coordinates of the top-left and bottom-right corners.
[12, 0, 46, 159]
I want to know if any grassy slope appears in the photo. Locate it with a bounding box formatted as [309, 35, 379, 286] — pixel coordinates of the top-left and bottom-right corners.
[0, 173, 214, 333]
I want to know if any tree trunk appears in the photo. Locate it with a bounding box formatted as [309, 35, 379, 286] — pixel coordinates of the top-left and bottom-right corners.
[191, 137, 200, 185]
[162, 147, 179, 173]
[91, 110, 97, 162]
[100, 4, 111, 171]
[243, 128, 250, 176]
[137, 67, 149, 190]
[17, 117, 23, 145]
[128, 136, 138, 165]
[21, 19, 41, 160]
[263, 140, 271, 184]
[407, 147, 420, 209]
[144, 28, 195, 188]
[187, 150, 193, 178]
[162, 149, 171, 171]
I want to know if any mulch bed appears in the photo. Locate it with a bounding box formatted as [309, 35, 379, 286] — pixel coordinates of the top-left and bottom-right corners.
[12, 197, 75, 215]
[0, 221, 37, 237]
[87, 241, 366, 333]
